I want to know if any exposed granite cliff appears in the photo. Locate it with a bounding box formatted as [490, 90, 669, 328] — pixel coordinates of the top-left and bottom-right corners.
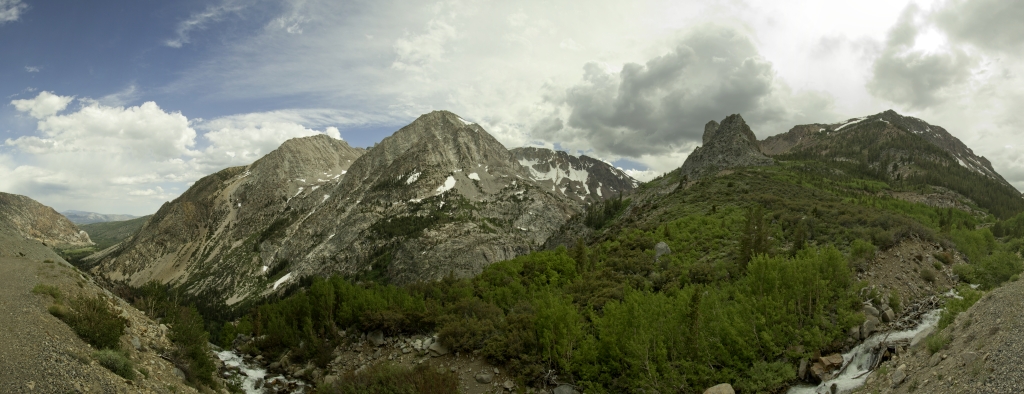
[679, 114, 774, 181]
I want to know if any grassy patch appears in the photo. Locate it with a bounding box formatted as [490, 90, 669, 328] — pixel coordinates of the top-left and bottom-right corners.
[316, 363, 459, 394]
[32, 284, 61, 300]
[93, 349, 136, 380]
[926, 333, 949, 354]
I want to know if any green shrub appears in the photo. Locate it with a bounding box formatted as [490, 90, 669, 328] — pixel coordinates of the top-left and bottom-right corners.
[933, 252, 953, 265]
[56, 295, 126, 350]
[938, 285, 983, 330]
[933, 261, 943, 271]
[317, 362, 458, 394]
[32, 284, 61, 299]
[926, 333, 948, 354]
[93, 349, 136, 380]
[920, 268, 936, 282]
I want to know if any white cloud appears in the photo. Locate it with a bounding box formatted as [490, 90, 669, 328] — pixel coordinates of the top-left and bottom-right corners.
[166, 1, 247, 48]
[195, 114, 346, 170]
[2, 95, 370, 214]
[11, 91, 74, 119]
[0, 0, 26, 24]
[24, 66, 39, 73]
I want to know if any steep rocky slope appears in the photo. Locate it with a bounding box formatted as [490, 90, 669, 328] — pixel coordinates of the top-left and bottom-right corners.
[510, 147, 636, 203]
[679, 114, 775, 181]
[87, 133, 365, 299]
[857, 278, 1024, 394]
[88, 111, 634, 308]
[0, 227, 196, 393]
[0, 191, 92, 248]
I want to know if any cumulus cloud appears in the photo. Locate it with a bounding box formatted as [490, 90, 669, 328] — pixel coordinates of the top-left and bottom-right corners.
[194, 113, 345, 170]
[24, 66, 39, 73]
[866, 5, 975, 109]
[0, 0, 26, 24]
[392, 16, 458, 71]
[537, 25, 835, 164]
[11, 91, 74, 119]
[2, 93, 361, 214]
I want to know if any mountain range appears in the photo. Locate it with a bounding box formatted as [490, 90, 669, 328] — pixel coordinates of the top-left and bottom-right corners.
[60, 210, 139, 225]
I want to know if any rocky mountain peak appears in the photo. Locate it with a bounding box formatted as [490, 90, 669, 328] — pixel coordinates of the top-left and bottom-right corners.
[510, 147, 637, 203]
[680, 114, 774, 181]
[0, 192, 92, 248]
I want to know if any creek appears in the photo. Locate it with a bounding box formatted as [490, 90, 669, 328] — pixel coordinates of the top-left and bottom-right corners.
[216, 350, 309, 394]
[786, 309, 941, 394]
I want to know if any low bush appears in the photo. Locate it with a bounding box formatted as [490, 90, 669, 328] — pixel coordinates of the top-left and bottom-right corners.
[926, 333, 949, 355]
[94, 349, 135, 380]
[316, 363, 458, 394]
[56, 295, 127, 350]
[920, 267, 936, 282]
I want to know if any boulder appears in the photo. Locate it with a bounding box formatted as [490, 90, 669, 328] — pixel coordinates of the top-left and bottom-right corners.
[428, 341, 449, 357]
[798, 358, 808, 381]
[863, 305, 879, 317]
[848, 325, 861, 341]
[369, 330, 385, 347]
[502, 380, 515, 390]
[702, 383, 735, 394]
[809, 363, 827, 382]
[655, 242, 671, 261]
[862, 317, 878, 337]
[474, 372, 494, 384]
[819, 354, 844, 370]
[891, 369, 906, 387]
[553, 384, 580, 394]
[881, 308, 895, 323]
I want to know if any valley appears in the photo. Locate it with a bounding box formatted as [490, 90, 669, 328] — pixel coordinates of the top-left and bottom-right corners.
[1, 110, 1023, 393]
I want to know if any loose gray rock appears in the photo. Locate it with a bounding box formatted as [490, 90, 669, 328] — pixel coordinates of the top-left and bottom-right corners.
[703, 383, 735, 394]
[474, 372, 493, 384]
[369, 331, 385, 347]
[553, 384, 580, 394]
[428, 341, 448, 357]
[881, 308, 895, 323]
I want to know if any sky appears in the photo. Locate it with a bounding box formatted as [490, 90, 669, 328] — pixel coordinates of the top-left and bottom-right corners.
[1, 0, 1023, 216]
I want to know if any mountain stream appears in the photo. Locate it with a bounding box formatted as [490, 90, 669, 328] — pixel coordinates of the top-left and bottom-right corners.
[786, 309, 941, 394]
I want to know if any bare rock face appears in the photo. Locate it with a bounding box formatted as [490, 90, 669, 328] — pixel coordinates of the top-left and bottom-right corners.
[90, 111, 599, 307]
[680, 114, 774, 181]
[0, 192, 92, 248]
[510, 147, 636, 204]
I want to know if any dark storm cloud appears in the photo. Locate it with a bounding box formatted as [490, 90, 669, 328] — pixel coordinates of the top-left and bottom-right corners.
[867, 5, 974, 109]
[934, 0, 1024, 53]
[545, 25, 789, 158]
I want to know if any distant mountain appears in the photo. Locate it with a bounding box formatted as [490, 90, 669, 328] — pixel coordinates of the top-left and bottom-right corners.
[510, 147, 636, 204]
[87, 111, 636, 308]
[0, 192, 92, 248]
[760, 109, 1024, 218]
[61, 210, 139, 224]
[79, 215, 152, 251]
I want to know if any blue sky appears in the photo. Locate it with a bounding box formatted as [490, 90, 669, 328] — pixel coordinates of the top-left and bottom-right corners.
[2, 0, 1023, 215]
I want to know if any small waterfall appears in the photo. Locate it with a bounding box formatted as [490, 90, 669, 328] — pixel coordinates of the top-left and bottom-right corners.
[787, 309, 941, 394]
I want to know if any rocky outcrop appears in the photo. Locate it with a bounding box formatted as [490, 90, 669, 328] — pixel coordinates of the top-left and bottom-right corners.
[0, 192, 92, 248]
[679, 114, 774, 181]
[510, 147, 637, 204]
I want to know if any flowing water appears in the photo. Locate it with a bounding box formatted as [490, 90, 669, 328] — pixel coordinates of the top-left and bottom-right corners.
[786, 309, 941, 394]
[216, 350, 309, 394]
